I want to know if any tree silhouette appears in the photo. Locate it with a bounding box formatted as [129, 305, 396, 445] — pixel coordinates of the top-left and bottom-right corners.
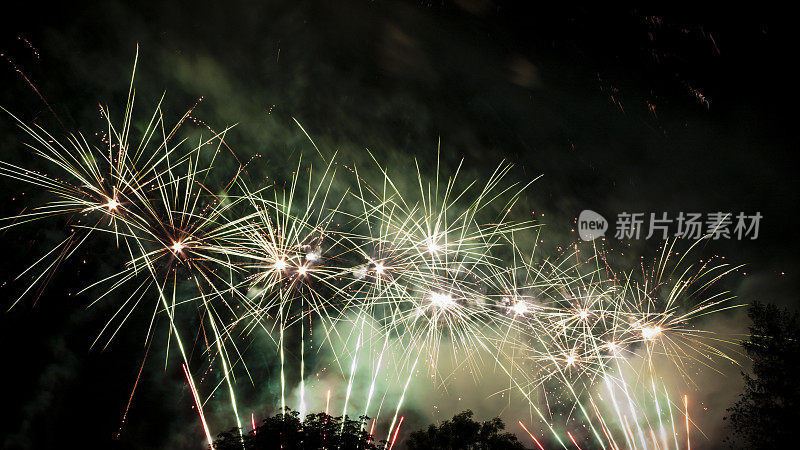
[725, 301, 800, 448]
[406, 410, 529, 450]
[212, 408, 382, 450]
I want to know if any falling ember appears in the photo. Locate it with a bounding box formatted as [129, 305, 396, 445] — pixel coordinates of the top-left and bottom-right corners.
[251, 412, 257, 435]
[388, 416, 404, 450]
[684, 394, 691, 450]
[567, 431, 583, 449]
[518, 420, 545, 450]
[325, 389, 331, 415]
[182, 364, 213, 447]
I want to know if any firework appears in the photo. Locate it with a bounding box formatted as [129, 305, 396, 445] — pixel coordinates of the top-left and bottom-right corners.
[1, 63, 742, 449]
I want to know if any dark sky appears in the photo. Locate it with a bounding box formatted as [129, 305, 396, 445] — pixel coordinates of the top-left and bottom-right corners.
[1, 1, 798, 449]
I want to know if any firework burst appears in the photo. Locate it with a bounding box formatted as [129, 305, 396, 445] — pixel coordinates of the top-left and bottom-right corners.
[1, 62, 743, 449]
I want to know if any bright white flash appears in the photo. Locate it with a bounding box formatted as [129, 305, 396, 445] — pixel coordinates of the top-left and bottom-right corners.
[171, 241, 185, 253]
[274, 259, 287, 270]
[105, 198, 120, 210]
[642, 325, 662, 340]
[306, 251, 320, 262]
[512, 301, 529, 316]
[430, 292, 455, 309]
[297, 265, 308, 276]
[374, 262, 384, 275]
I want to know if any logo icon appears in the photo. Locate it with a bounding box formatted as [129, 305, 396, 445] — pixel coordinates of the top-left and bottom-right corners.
[578, 210, 607, 241]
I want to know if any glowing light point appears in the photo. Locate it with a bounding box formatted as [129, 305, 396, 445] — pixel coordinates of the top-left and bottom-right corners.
[297, 265, 308, 276]
[306, 251, 320, 262]
[171, 241, 185, 253]
[374, 262, 384, 275]
[104, 198, 120, 211]
[642, 325, 662, 340]
[430, 292, 455, 310]
[426, 239, 440, 254]
[577, 309, 590, 320]
[565, 354, 577, 366]
[512, 301, 529, 316]
[274, 259, 287, 271]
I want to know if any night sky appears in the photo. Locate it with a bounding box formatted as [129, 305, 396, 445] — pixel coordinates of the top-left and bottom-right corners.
[1, 2, 798, 449]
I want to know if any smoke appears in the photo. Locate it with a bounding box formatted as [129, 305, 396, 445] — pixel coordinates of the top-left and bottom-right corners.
[237, 294, 751, 449]
[3, 335, 78, 449]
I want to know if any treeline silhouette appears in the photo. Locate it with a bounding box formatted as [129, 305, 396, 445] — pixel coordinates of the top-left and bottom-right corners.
[211, 409, 529, 450]
[212, 409, 381, 450]
[724, 301, 800, 448]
